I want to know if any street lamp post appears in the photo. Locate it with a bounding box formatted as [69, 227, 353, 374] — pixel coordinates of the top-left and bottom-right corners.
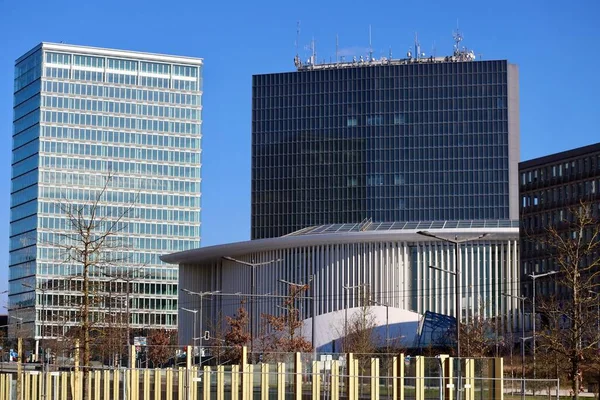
[222, 256, 282, 355]
[528, 270, 558, 382]
[503, 292, 527, 400]
[181, 289, 220, 366]
[180, 308, 198, 357]
[416, 231, 489, 400]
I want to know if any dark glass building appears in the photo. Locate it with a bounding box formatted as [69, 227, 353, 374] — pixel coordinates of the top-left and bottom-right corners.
[252, 58, 520, 239]
[519, 142, 600, 298]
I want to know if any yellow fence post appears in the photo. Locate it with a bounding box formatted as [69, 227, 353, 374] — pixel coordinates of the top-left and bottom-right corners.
[202, 366, 210, 400]
[17, 338, 22, 400]
[23, 373, 28, 400]
[166, 368, 173, 400]
[155, 369, 162, 400]
[178, 367, 184, 400]
[312, 361, 320, 400]
[371, 358, 380, 400]
[247, 365, 254, 400]
[331, 360, 339, 400]
[216, 365, 224, 400]
[74, 340, 80, 400]
[277, 362, 285, 400]
[353, 358, 359, 400]
[261, 363, 269, 400]
[102, 370, 109, 400]
[231, 365, 239, 400]
[415, 356, 425, 400]
[87, 371, 92, 400]
[5, 374, 11, 400]
[464, 359, 475, 400]
[294, 353, 302, 400]
[69, 363, 73, 398]
[143, 369, 150, 400]
[45, 372, 52, 400]
[61, 372, 67, 400]
[94, 370, 100, 400]
[128, 369, 133, 400]
[241, 364, 248, 400]
[113, 370, 120, 400]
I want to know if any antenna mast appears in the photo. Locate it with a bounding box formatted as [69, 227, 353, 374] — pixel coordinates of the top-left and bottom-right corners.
[294, 21, 301, 68]
[369, 25, 373, 61]
[295, 21, 300, 55]
[336, 34, 339, 63]
[414, 32, 421, 60]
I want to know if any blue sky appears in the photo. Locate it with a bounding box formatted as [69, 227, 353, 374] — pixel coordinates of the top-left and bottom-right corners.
[0, 0, 598, 295]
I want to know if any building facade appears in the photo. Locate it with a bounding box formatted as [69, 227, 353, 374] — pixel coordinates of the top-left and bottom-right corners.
[252, 58, 520, 239]
[519, 142, 600, 298]
[10, 43, 203, 339]
[164, 221, 521, 347]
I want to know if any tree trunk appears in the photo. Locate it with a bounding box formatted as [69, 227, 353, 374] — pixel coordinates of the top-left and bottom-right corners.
[82, 255, 90, 400]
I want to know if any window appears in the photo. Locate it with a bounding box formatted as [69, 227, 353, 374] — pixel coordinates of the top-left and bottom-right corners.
[394, 113, 406, 125]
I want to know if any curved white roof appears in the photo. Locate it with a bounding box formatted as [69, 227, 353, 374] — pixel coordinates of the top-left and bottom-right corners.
[162, 220, 519, 265]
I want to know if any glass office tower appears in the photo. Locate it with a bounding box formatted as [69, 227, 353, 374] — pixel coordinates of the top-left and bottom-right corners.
[519, 143, 600, 298]
[252, 58, 520, 239]
[10, 43, 203, 339]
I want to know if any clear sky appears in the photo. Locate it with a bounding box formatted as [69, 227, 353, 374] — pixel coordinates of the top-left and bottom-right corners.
[0, 0, 598, 296]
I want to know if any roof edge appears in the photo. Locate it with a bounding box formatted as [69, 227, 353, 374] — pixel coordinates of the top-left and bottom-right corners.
[17, 42, 203, 66]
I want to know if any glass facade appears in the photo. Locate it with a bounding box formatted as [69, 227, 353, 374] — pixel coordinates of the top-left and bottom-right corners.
[252, 60, 520, 239]
[10, 43, 203, 338]
[519, 143, 600, 298]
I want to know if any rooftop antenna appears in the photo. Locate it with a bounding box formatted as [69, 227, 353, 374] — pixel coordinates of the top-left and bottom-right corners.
[311, 37, 316, 65]
[295, 21, 300, 56]
[453, 19, 463, 54]
[336, 34, 339, 63]
[369, 25, 373, 61]
[414, 32, 422, 60]
[294, 21, 301, 68]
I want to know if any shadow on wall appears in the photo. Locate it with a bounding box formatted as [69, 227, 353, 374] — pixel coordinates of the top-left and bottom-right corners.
[301, 306, 422, 353]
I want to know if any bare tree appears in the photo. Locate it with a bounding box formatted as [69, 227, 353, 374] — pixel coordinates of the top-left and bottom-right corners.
[206, 312, 227, 364]
[223, 301, 251, 364]
[533, 202, 600, 399]
[460, 307, 497, 358]
[344, 292, 378, 356]
[147, 329, 176, 367]
[262, 284, 312, 354]
[49, 174, 136, 399]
